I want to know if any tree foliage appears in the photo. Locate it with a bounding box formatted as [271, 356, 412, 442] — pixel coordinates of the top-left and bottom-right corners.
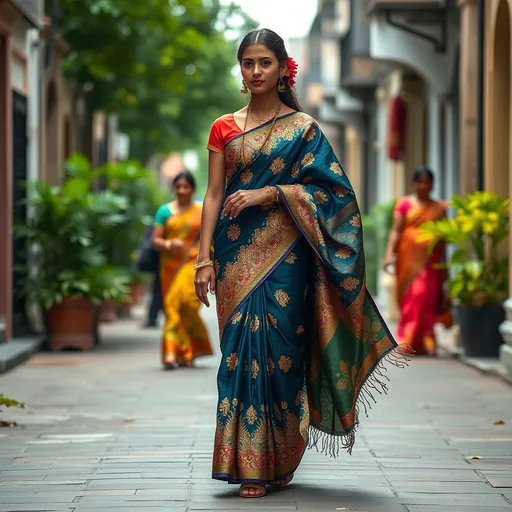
[51, 0, 256, 160]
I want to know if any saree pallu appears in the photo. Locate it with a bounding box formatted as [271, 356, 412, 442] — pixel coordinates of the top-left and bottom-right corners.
[212, 112, 405, 485]
[395, 199, 451, 355]
[160, 203, 213, 365]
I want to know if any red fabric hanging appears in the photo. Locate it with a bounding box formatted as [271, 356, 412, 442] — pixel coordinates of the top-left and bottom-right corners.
[387, 96, 406, 162]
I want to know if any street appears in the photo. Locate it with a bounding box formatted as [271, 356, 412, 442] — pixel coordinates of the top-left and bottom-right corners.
[1, 302, 512, 512]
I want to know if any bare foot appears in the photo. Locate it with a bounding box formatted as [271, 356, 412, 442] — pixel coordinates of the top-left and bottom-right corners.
[163, 359, 179, 370]
[238, 483, 266, 498]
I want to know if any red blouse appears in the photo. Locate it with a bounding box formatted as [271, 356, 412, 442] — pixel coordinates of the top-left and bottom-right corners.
[394, 196, 413, 217]
[207, 114, 242, 153]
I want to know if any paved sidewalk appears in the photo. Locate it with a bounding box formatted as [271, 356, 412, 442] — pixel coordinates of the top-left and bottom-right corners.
[1, 303, 512, 512]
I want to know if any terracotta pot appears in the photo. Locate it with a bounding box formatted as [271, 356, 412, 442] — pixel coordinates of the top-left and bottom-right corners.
[117, 302, 132, 318]
[129, 281, 143, 305]
[100, 300, 117, 323]
[44, 297, 95, 351]
[93, 305, 101, 345]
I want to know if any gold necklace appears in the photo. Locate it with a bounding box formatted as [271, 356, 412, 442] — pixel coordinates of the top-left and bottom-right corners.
[250, 109, 277, 125]
[241, 103, 282, 168]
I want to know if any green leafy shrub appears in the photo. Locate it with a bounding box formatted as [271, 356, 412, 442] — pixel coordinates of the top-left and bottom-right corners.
[418, 191, 509, 306]
[15, 178, 130, 310]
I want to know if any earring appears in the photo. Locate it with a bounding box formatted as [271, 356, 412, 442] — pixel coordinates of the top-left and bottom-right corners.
[277, 78, 286, 93]
[240, 80, 248, 94]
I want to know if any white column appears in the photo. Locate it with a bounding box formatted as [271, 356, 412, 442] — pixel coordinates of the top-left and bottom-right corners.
[443, 101, 458, 201]
[26, 28, 40, 185]
[428, 89, 442, 199]
[26, 28, 43, 332]
[375, 86, 392, 204]
[458, 0, 479, 195]
[499, 300, 512, 378]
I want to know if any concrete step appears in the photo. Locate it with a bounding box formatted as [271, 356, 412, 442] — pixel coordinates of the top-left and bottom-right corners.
[0, 337, 43, 374]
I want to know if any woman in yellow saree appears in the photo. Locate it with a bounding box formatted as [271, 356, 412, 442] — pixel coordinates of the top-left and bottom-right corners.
[384, 168, 451, 355]
[194, 29, 406, 498]
[152, 171, 213, 369]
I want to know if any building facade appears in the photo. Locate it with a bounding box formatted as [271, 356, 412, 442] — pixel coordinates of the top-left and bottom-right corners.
[302, 0, 491, 328]
[368, 1, 461, 203]
[0, 0, 44, 342]
[40, 18, 79, 185]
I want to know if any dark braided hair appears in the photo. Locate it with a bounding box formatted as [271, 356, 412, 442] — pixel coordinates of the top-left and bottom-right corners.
[237, 29, 303, 112]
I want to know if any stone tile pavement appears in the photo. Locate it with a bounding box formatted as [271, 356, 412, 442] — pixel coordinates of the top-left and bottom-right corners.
[1, 301, 512, 511]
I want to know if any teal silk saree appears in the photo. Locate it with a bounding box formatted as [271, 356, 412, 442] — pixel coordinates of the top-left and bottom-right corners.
[212, 112, 406, 485]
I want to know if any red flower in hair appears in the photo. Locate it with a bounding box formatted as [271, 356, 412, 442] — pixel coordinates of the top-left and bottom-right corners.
[287, 57, 298, 87]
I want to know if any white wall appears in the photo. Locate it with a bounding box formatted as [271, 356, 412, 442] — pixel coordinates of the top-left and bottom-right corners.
[375, 93, 393, 205]
[321, 39, 341, 92]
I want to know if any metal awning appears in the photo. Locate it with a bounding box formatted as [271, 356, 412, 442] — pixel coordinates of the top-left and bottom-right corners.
[10, 0, 43, 28]
[368, 0, 449, 52]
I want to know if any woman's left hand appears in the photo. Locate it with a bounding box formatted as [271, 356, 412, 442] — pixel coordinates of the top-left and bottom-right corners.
[223, 188, 271, 219]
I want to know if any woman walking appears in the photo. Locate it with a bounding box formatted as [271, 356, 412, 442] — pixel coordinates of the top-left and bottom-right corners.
[194, 29, 405, 498]
[152, 171, 213, 369]
[383, 168, 451, 355]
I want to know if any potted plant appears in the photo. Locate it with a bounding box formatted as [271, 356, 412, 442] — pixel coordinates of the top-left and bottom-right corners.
[16, 179, 130, 351]
[419, 191, 509, 357]
[61, 155, 162, 321]
[95, 160, 161, 317]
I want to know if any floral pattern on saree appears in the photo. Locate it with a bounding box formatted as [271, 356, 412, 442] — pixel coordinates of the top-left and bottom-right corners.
[213, 385, 309, 482]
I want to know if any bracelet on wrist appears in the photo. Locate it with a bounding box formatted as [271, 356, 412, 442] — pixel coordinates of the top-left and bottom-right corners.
[193, 259, 214, 271]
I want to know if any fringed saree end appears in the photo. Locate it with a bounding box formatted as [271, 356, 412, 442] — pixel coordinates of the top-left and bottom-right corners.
[307, 344, 412, 457]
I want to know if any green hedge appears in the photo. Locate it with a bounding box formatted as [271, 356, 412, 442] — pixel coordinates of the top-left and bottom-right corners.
[362, 200, 396, 295]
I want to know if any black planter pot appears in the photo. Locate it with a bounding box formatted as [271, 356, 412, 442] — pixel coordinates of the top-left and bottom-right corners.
[456, 304, 505, 358]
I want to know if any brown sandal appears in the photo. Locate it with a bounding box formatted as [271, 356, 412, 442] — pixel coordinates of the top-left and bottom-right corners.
[238, 483, 266, 498]
[272, 473, 294, 486]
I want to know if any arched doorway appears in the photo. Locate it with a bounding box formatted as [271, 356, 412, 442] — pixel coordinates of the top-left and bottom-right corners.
[487, 0, 511, 196]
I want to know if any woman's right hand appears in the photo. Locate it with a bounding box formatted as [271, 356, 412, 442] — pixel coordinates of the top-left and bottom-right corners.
[194, 266, 216, 307]
[166, 239, 185, 251]
[382, 254, 396, 273]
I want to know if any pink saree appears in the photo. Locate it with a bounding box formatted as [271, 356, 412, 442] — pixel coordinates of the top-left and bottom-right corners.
[395, 197, 452, 355]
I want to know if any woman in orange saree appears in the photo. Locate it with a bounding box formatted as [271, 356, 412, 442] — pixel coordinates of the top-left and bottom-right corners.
[152, 171, 213, 369]
[384, 168, 451, 355]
